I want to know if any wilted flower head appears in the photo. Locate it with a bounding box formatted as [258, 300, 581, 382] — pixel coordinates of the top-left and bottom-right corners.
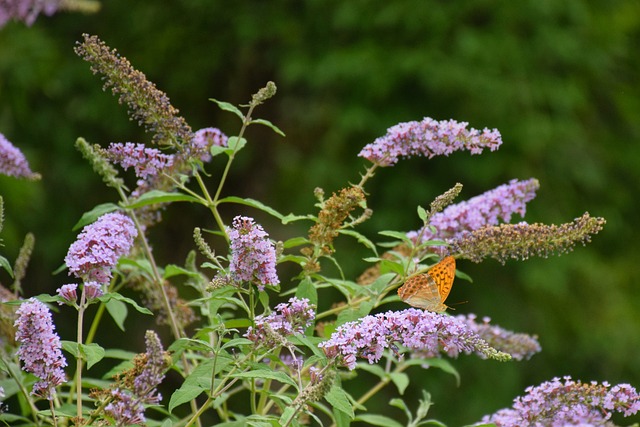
[306, 186, 368, 259]
[0, 133, 40, 179]
[14, 299, 67, 399]
[359, 117, 502, 166]
[451, 212, 606, 264]
[65, 212, 138, 282]
[104, 330, 168, 426]
[245, 297, 316, 347]
[74, 34, 193, 147]
[228, 216, 279, 290]
[409, 179, 539, 247]
[479, 376, 640, 426]
[319, 308, 511, 370]
[190, 127, 228, 162]
[106, 142, 174, 179]
[0, 0, 61, 27]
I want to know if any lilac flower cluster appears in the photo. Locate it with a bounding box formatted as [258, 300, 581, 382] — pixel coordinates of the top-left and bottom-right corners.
[480, 376, 640, 426]
[358, 117, 502, 166]
[228, 216, 279, 290]
[408, 178, 539, 247]
[191, 127, 228, 162]
[65, 212, 138, 283]
[319, 308, 510, 370]
[14, 299, 67, 399]
[0, 133, 40, 179]
[456, 314, 541, 361]
[105, 331, 167, 426]
[106, 142, 174, 179]
[245, 297, 316, 347]
[0, 0, 61, 27]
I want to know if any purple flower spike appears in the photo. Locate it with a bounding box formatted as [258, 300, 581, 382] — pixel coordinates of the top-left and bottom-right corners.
[319, 308, 510, 370]
[358, 117, 502, 166]
[0, 133, 40, 179]
[14, 299, 67, 400]
[0, 0, 61, 27]
[228, 216, 279, 290]
[106, 142, 174, 179]
[245, 297, 315, 347]
[65, 212, 138, 283]
[408, 178, 539, 246]
[479, 376, 640, 426]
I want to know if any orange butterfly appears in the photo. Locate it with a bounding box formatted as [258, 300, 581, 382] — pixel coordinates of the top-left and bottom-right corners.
[397, 256, 456, 312]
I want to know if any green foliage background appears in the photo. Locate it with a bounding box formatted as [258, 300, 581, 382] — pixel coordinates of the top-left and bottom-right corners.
[1, 1, 639, 425]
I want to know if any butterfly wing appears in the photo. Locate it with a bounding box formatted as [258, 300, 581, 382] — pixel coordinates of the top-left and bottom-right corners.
[428, 256, 456, 303]
[398, 256, 456, 312]
[398, 273, 445, 312]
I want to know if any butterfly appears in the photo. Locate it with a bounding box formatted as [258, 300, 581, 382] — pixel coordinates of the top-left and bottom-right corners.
[397, 256, 456, 312]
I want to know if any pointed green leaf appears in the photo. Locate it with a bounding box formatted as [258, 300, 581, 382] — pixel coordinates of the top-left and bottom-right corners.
[249, 118, 285, 136]
[105, 298, 127, 331]
[217, 196, 285, 221]
[125, 190, 200, 209]
[338, 229, 377, 254]
[325, 383, 354, 419]
[417, 205, 428, 222]
[80, 343, 106, 369]
[354, 415, 403, 427]
[0, 255, 13, 278]
[209, 98, 244, 119]
[230, 369, 298, 388]
[101, 292, 153, 315]
[389, 372, 409, 394]
[169, 383, 207, 413]
[73, 203, 120, 230]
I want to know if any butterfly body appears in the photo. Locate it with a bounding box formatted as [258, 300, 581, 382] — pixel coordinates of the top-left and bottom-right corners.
[397, 256, 456, 313]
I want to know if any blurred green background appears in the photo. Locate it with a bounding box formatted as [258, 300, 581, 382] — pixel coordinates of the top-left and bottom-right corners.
[1, 1, 639, 425]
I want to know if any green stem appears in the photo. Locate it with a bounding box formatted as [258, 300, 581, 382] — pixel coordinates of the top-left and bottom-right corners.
[76, 288, 87, 422]
[3, 354, 41, 425]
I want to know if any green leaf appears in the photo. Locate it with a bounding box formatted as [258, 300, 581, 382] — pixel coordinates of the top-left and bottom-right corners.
[0, 255, 13, 278]
[282, 236, 309, 249]
[217, 196, 286, 221]
[163, 264, 201, 279]
[230, 369, 298, 388]
[105, 298, 127, 331]
[325, 383, 354, 419]
[209, 98, 244, 119]
[249, 118, 285, 136]
[389, 372, 409, 394]
[125, 190, 200, 209]
[354, 363, 386, 379]
[336, 301, 374, 326]
[80, 343, 106, 369]
[101, 292, 153, 315]
[61, 341, 80, 358]
[354, 414, 404, 427]
[169, 383, 207, 413]
[378, 230, 412, 244]
[295, 277, 317, 306]
[338, 229, 378, 254]
[417, 205, 428, 222]
[73, 203, 120, 230]
[227, 136, 247, 152]
[402, 358, 460, 385]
